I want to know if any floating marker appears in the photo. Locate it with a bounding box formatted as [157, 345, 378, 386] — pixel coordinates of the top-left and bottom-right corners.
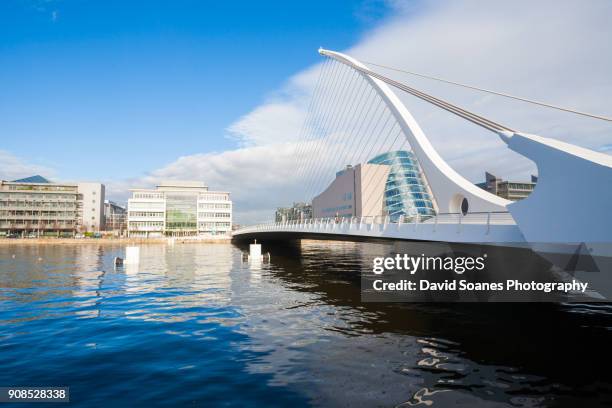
[125, 246, 140, 265]
[243, 240, 270, 263]
[249, 240, 262, 261]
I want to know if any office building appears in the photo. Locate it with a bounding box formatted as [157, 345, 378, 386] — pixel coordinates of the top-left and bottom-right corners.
[0, 175, 105, 237]
[312, 150, 436, 221]
[127, 181, 232, 238]
[104, 200, 127, 233]
[275, 202, 312, 222]
[476, 171, 537, 201]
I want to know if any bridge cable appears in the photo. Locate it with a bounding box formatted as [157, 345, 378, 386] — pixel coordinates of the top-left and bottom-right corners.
[300, 60, 346, 201]
[310, 69, 370, 202]
[327, 72, 377, 192]
[295, 59, 338, 192]
[293, 59, 329, 186]
[311, 67, 377, 202]
[341, 85, 382, 180]
[306, 63, 374, 202]
[306, 67, 362, 200]
[323, 85, 400, 220]
[317, 91, 387, 205]
[302, 61, 354, 201]
[333, 98, 396, 217]
[295, 60, 343, 197]
[362, 61, 612, 123]
[319, 51, 515, 135]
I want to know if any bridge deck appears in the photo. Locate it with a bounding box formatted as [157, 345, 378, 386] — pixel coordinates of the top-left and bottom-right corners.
[233, 213, 525, 244]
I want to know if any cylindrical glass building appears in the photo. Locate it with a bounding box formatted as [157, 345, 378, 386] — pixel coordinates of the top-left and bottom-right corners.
[367, 150, 436, 221]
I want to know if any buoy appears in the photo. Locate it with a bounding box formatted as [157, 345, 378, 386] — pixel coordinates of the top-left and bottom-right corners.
[243, 240, 270, 264]
[249, 240, 262, 261]
[125, 246, 140, 265]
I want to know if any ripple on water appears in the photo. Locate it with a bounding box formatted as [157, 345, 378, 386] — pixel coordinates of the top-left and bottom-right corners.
[1, 243, 612, 407]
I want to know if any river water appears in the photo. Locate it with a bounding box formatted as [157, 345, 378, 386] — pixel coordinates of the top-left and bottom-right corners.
[0, 241, 611, 407]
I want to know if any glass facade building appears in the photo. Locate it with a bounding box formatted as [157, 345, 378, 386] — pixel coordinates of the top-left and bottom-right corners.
[367, 150, 436, 221]
[127, 182, 232, 238]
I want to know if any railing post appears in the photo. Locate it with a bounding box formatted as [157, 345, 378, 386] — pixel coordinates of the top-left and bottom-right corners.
[397, 215, 403, 231]
[434, 214, 438, 232]
[458, 213, 462, 233]
[486, 212, 491, 235]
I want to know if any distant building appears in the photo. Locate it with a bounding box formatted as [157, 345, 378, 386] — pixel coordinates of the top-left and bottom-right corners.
[104, 200, 127, 233]
[312, 151, 435, 221]
[127, 181, 232, 238]
[476, 171, 537, 201]
[0, 175, 105, 237]
[275, 202, 312, 222]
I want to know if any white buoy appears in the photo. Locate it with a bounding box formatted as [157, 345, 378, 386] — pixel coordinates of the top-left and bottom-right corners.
[249, 240, 262, 261]
[125, 246, 140, 265]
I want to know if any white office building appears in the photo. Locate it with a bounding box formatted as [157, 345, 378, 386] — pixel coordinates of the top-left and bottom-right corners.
[77, 182, 105, 232]
[127, 181, 232, 238]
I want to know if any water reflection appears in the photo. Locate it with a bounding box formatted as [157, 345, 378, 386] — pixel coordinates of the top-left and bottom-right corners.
[246, 240, 612, 407]
[0, 242, 611, 407]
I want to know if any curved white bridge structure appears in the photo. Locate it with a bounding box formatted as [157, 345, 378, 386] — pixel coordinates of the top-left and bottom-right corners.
[235, 212, 523, 245]
[234, 49, 612, 262]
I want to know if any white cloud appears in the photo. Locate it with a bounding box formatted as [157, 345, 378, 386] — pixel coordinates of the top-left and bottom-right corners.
[108, 0, 612, 223]
[140, 143, 314, 223]
[0, 150, 56, 182]
[226, 102, 305, 147]
[226, 63, 322, 147]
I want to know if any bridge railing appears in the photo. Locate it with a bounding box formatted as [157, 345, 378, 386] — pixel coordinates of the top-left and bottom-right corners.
[234, 211, 515, 234]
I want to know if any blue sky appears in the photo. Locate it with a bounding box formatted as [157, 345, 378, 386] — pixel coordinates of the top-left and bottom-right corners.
[0, 0, 392, 182]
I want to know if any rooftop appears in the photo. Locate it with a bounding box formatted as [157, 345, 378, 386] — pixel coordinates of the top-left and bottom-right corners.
[11, 175, 52, 183]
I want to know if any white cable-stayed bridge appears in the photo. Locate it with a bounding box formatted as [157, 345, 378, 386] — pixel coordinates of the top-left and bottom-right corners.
[234, 48, 612, 270]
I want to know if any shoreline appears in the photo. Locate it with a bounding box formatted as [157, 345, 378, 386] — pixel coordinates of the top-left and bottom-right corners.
[0, 237, 232, 245]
